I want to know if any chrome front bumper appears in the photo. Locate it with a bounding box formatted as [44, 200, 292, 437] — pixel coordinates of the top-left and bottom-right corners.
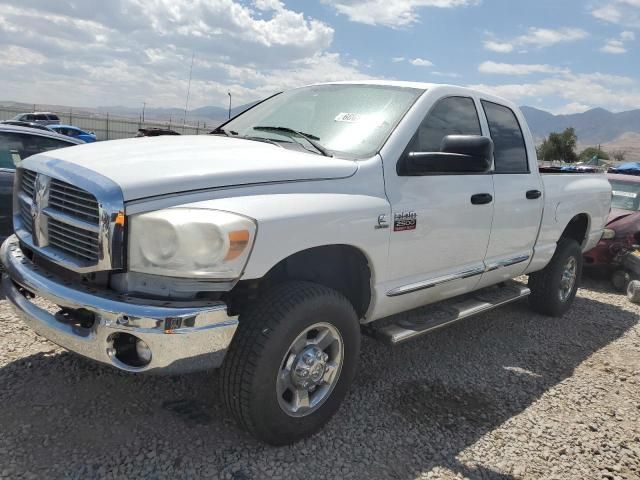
[0, 235, 238, 374]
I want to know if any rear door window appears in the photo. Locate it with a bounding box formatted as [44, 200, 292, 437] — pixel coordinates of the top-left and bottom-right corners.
[481, 101, 529, 174]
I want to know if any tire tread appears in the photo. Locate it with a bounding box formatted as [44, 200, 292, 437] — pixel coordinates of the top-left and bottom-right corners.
[220, 281, 356, 440]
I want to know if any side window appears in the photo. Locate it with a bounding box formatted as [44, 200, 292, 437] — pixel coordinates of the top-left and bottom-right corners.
[23, 114, 35, 122]
[19, 134, 75, 158]
[409, 96, 482, 153]
[481, 101, 529, 174]
[34, 114, 48, 121]
[47, 114, 60, 122]
[0, 132, 26, 168]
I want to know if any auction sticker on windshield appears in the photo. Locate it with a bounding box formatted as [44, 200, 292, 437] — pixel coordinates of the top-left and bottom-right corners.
[334, 112, 384, 126]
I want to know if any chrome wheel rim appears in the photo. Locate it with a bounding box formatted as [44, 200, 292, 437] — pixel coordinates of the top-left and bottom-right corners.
[559, 256, 578, 302]
[276, 322, 343, 417]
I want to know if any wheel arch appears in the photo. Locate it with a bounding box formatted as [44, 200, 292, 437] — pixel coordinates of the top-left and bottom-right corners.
[231, 244, 373, 320]
[559, 213, 591, 248]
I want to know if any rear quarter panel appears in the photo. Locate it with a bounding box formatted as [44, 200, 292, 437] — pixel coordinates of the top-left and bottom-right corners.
[526, 173, 611, 273]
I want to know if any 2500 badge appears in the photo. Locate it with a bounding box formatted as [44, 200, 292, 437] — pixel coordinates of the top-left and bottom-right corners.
[394, 211, 417, 232]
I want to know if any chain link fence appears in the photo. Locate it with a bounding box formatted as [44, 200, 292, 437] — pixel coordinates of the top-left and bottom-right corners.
[0, 106, 218, 141]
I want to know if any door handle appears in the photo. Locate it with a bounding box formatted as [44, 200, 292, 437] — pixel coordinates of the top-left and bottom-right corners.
[526, 189, 542, 199]
[470, 193, 493, 205]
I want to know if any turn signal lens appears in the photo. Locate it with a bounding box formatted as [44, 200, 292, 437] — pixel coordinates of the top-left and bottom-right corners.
[602, 229, 616, 240]
[225, 230, 251, 260]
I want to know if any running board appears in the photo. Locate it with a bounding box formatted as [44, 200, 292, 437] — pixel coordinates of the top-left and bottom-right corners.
[370, 281, 530, 345]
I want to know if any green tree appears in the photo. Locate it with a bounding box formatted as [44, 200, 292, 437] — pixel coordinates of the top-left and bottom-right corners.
[537, 128, 578, 163]
[578, 147, 610, 163]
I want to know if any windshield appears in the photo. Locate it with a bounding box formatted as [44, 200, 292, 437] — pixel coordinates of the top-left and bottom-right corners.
[219, 84, 424, 159]
[610, 179, 640, 211]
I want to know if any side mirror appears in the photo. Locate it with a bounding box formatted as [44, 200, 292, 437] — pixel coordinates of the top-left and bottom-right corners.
[399, 135, 493, 175]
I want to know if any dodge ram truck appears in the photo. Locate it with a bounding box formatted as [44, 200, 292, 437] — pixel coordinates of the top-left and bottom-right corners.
[0, 81, 612, 445]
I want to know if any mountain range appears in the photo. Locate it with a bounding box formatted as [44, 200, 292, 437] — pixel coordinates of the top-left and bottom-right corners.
[521, 106, 640, 159]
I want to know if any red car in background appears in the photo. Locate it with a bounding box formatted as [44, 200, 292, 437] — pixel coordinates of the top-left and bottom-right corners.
[584, 173, 640, 269]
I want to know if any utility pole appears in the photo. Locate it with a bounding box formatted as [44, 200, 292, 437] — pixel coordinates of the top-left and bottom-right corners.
[183, 52, 195, 128]
[228, 91, 232, 119]
[142, 102, 146, 123]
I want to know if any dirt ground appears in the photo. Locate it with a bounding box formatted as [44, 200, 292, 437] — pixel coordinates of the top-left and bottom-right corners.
[0, 276, 638, 479]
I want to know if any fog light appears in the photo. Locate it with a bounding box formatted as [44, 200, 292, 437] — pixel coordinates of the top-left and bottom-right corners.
[135, 338, 152, 364]
[110, 333, 152, 368]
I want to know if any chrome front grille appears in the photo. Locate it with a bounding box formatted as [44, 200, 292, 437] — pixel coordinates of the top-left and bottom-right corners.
[18, 200, 33, 233]
[49, 179, 100, 225]
[48, 218, 100, 262]
[14, 166, 124, 273]
[21, 169, 36, 197]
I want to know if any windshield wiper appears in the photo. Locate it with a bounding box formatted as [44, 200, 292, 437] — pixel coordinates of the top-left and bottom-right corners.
[210, 126, 238, 136]
[252, 126, 332, 157]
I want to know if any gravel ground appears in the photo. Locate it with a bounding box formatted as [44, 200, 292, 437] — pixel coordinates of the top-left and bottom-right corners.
[0, 276, 638, 480]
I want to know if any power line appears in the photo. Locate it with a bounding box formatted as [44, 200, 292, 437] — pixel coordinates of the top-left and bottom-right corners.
[183, 52, 195, 128]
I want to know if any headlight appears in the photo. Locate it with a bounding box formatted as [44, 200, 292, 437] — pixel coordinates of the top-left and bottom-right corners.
[128, 208, 256, 279]
[601, 228, 616, 240]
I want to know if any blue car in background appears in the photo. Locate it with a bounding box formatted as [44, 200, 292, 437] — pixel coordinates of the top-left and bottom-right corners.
[49, 124, 97, 143]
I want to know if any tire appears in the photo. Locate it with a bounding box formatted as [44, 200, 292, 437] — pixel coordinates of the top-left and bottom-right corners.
[528, 238, 583, 317]
[220, 281, 361, 445]
[627, 280, 640, 304]
[612, 269, 631, 292]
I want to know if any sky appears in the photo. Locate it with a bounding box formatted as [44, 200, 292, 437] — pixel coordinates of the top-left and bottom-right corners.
[0, 0, 639, 114]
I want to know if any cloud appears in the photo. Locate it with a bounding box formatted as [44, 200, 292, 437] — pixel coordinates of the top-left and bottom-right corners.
[600, 30, 636, 54]
[409, 57, 434, 67]
[591, 1, 640, 27]
[469, 71, 640, 112]
[321, 0, 479, 28]
[391, 56, 406, 62]
[0, 1, 373, 108]
[484, 27, 589, 52]
[479, 61, 569, 75]
[601, 39, 627, 54]
[483, 40, 514, 53]
[621, 30, 636, 41]
[551, 102, 592, 115]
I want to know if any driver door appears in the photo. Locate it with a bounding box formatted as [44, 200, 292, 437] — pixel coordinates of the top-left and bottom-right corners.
[382, 95, 495, 312]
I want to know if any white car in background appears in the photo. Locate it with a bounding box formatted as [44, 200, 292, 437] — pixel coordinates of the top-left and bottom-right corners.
[11, 112, 61, 126]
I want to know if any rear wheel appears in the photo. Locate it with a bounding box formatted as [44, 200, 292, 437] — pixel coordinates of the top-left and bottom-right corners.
[220, 281, 360, 445]
[528, 238, 583, 317]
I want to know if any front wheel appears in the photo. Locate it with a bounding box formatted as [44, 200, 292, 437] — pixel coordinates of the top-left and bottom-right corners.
[220, 281, 360, 445]
[528, 238, 583, 317]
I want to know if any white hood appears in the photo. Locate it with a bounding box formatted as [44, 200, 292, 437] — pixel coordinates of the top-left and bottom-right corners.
[26, 135, 358, 201]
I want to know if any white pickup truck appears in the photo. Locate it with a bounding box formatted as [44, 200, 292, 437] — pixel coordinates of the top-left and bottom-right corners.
[1, 81, 611, 445]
